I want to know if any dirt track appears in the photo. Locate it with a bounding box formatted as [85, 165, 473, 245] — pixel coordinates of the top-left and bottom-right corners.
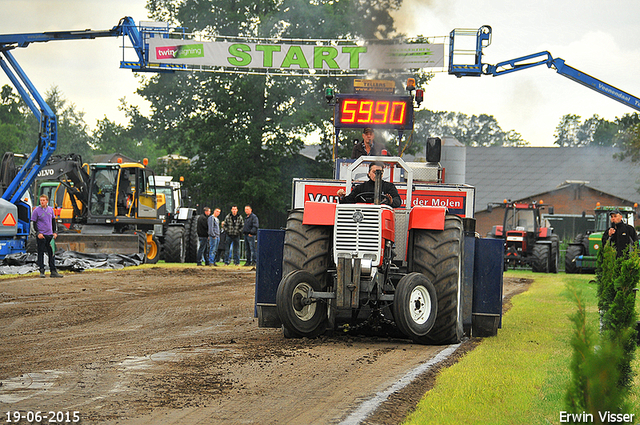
[0, 267, 528, 424]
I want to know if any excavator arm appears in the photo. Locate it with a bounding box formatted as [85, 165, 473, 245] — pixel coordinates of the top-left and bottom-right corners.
[37, 154, 91, 220]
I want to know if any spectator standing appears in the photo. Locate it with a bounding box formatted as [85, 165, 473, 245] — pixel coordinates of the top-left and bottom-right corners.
[243, 205, 259, 267]
[351, 127, 384, 159]
[601, 209, 638, 258]
[208, 208, 221, 265]
[223, 205, 244, 266]
[31, 194, 63, 278]
[196, 207, 211, 266]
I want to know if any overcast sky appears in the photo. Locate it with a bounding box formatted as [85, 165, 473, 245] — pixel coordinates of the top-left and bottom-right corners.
[2, 0, 639, 147]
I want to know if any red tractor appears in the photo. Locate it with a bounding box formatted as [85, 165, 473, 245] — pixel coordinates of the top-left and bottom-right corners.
[277, 157, 470, 344]
[489, 202, 559, 272]
[256, 156, 504, 343]
[255, 82, 504, 343]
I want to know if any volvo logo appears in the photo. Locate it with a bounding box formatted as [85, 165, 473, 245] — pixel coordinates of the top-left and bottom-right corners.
[352, 211, 363, 223]
[37, 169, 54, 178]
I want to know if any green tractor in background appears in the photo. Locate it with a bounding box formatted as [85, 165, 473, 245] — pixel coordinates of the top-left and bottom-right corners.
[565, 205, 637, 273]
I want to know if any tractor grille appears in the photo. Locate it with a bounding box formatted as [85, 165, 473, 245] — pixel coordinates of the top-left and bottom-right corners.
[334, 205, 382, 265]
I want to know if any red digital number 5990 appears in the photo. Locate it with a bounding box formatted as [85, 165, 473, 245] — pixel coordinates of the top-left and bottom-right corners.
[339, 99, 408, 126]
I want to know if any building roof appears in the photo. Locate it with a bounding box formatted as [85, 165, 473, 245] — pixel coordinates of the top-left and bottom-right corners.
[466, 147, 640, 212]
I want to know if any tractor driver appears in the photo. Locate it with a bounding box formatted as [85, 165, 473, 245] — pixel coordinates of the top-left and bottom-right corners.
[117, 170, 133, 216]
[337, 162, 402, 208]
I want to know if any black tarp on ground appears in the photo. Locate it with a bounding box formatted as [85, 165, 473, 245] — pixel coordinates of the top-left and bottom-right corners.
[1, 250, 145, 275]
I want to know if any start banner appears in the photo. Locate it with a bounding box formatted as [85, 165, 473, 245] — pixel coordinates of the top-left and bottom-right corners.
[148, 38, 445, 71]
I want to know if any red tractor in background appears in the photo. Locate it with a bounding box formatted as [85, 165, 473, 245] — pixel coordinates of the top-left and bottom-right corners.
[489, 201, 559, 273]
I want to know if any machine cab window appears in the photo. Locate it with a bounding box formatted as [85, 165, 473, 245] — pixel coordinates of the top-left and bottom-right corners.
[90, 168, 117, 217]
[505, 208, 535, 232]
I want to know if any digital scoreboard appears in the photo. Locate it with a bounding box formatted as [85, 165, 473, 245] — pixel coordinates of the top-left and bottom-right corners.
[334, 94, 414, 131]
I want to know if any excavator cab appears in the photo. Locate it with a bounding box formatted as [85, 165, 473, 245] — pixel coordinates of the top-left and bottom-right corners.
[88, 163, 158, 222]
[89, 167, 117, 217]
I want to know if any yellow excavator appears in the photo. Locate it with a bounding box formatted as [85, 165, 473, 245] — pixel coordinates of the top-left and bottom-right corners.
[32, 154, 167, 263]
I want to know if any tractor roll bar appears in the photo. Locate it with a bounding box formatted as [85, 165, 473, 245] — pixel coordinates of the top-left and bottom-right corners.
[346, 156, 413, 208]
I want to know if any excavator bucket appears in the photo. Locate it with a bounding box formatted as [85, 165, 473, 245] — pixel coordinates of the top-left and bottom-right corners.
[55, 233, 140, 255]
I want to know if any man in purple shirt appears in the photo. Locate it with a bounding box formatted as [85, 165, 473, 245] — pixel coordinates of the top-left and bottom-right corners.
[31, 194, 63, 278]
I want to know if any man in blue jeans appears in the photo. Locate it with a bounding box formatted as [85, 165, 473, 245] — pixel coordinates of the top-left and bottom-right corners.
[243, 205, 259, 267]
[196, 207, 211, 266]
[31, 194, 63, 278]
[208, 208, 221, 265]
[222, 205, 243, 266]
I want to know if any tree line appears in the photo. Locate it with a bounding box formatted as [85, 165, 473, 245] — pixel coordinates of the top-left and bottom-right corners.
[0, 84, 167, 165]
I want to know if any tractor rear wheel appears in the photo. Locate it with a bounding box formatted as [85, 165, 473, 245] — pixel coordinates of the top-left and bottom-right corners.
[531, 243, 550, 273]
[26, 228, 37, 253]
[276, 270, 327, 338]
[393, 273, 438, 344]
[574, 233, 589, 251]
[565, 244, 584, 274]
[549, 235, 560, 273]
[184, 215, 199, 263]
[282, 209, 332, 282]
[410, 214, 464, 344]
[163, 226, 186, 263]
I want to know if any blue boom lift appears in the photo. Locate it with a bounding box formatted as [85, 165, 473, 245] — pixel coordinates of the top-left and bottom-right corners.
[448, 25, 640, 112]
[0, 17, 177, 259]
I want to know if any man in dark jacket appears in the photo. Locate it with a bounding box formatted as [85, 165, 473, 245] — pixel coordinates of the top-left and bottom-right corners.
[223, 205, 244, 266]
[196, 207, 211, 266]
[351, 127, 384, 159]
[337, 162, 401, 208]
[602, 209, 638, 258]
[243, 205, 259, 267]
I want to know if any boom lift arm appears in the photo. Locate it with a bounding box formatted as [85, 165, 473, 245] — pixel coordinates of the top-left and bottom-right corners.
[0, 17, 172, 257]
[0, 17, 146, 207]
[448, 25, 640, 112]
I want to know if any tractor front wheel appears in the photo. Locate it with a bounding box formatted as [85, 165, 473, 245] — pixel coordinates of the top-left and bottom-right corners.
[164, 226, 186, 263]
[184, 215, 199, 263]
[276, 270, 327, 338]
[393, 273, 438, 344]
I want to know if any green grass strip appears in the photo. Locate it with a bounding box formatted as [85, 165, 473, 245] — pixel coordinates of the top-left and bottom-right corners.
[404, 271, 640, 424]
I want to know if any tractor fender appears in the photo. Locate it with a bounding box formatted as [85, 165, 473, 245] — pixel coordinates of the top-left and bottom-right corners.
[538, 227, 552, 237]
[535, 239, 553, 245]
[490, 225, 504, 237]
[302, 201, 336, 226]
[408, 206, 446, 231]
[176, 207, 195, 221]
